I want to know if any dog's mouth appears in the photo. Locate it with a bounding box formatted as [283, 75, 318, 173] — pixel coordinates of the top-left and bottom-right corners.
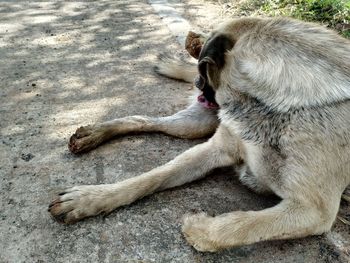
[195, 76, 219, 109]
[197, 94, 219, 109]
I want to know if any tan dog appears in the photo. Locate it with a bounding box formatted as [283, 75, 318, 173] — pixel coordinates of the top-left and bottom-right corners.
[49, 17, 350, 252]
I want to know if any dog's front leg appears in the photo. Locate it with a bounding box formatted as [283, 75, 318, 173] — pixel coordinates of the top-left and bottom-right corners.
[69, 101, 219, 153]
[49, 125, 242, 224]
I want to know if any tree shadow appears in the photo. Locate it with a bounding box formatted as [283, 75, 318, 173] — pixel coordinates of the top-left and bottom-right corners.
[1, 1, 349, 263]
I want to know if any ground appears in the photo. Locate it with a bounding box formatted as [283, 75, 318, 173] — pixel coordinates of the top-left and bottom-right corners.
[0, 1, 349, 262]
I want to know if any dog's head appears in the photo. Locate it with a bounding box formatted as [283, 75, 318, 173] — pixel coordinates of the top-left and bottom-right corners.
[195, 33, 235, 109]
[196, 17, 350, 111]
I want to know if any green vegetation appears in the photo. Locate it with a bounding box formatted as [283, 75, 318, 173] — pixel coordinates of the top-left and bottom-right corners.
[226, 0, 350, 37]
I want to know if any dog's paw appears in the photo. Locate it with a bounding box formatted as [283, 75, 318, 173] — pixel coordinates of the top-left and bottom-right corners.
[68, 125, 106, 154]
[182, 212, 218, 252]
[48, 185, 113, 224]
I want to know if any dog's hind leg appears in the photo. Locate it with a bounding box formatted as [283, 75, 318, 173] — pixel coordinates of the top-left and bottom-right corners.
[49, 125, 242, 224]
[69, 101, 219, 153]
[182, 195, 340, 251]
[182, 170, 343, 252]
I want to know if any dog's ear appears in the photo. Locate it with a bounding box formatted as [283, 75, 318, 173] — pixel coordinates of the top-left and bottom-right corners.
[198, 35, 234, 88]
[198, 57, 215, 78]
[199, 35, 235, 69]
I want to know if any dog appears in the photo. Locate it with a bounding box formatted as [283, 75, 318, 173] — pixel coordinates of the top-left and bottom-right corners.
[49, 17, 350, 252]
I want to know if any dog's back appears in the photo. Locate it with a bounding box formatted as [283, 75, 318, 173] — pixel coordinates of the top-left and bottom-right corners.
[218, 17, 350, 111]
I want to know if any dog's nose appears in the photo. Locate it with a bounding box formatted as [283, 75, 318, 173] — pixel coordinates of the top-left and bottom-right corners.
[195, 76, 204, 90]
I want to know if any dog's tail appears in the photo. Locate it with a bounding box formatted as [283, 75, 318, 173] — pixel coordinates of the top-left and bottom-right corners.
[154, 54, 197, 83]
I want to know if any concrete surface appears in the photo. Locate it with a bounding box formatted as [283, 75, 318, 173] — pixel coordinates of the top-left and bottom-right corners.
[0, 0, 349, 262]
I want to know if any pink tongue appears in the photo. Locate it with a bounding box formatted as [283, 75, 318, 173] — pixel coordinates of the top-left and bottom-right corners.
[197, 94, 219, 109]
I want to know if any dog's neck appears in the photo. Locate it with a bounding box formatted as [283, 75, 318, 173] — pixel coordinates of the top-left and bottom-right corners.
[219, 88, 350, 149]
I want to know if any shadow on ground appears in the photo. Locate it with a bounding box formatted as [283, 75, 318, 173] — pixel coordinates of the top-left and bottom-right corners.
[0, 1, 349, 262]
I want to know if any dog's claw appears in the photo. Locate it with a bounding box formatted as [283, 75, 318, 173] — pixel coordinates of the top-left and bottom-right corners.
[68, 125, 106, 154]
[48, 197, 79, 224]
[48, 199, 61, 208]
[68, 134, 80, 153]
[48, 201, 66, 223]
[48, 185, 115, 224]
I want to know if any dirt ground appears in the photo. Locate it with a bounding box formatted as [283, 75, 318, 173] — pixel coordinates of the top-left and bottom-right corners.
[0, 0, 349, 262]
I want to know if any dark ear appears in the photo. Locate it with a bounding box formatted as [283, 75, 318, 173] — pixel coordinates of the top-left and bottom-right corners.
[198, 57, 215, 79]
[197, 35, 234, 88]
[198, 34, 235, 70]
[196, 57, 215, 90]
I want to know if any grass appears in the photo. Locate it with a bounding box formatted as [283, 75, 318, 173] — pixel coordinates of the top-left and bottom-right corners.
[218, 0, 350, 37]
